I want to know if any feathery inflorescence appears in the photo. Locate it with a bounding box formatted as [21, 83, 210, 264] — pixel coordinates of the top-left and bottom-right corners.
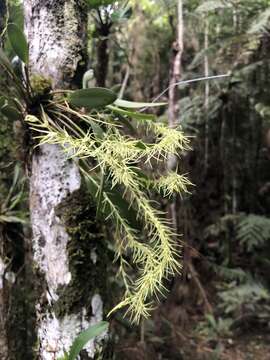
[26, 99, 192, 323]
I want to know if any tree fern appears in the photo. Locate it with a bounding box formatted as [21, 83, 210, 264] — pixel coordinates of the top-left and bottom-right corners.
[196, 0, 230, 14]
[248, 8, 270, 34]
[210, 264, 248, 283]
[236, 214, 270, 252]
[219, 281, 270, 315]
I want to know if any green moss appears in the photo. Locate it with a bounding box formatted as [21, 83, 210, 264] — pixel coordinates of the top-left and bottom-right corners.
[0, 115, 16, 199]
[30, 74, 52, 97]
[54, 188, 109, 318]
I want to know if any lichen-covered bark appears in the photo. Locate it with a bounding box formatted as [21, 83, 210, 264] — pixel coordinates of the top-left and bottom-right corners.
[24, 1, 105, 358]
[24, 0, 87, 89]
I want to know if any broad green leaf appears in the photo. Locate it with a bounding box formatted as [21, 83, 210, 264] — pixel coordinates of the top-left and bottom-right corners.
[69, 88, 117, 109]
[7, 23, 29, 64]
[114, 99, 167, 109]
[68, 321, 109, 360]
[108, 105, 156, 121]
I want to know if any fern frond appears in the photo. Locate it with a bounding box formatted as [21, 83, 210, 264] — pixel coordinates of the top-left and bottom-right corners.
[196, 0, 230, 13]
[248, 8, 270, 34]
[219, 281, 270, 314]
[236, 214, 270, 252]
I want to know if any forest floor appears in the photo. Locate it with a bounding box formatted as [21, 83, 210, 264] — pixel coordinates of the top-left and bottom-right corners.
[115, 279, 270, 360]
[116, 329, 270, 359]
[180, 333, 270, 360]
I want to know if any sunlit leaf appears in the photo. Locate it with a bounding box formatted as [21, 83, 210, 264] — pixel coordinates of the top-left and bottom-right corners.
[114, 99, 167, 109]
[0, 215, 27, 224]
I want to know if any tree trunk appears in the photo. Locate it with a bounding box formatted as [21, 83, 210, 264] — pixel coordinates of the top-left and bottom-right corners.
[95, 23, 111, 87]
[167, 0, 184, 230]
[24, 1, 105, 358]
[95, 36, 109, 87]
[168, 0, 183, 172]
[204, 17, 210, 173]
[0, 3, 10, 357]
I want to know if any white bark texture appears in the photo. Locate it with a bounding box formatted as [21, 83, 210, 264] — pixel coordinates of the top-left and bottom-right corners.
[167, 0, 184, 231]
[24, 1, 104, 358]
[168, 0, 183, 172]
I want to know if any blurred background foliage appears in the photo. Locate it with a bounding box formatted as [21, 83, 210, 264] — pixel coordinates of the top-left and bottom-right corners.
[1, 0, 270, 359]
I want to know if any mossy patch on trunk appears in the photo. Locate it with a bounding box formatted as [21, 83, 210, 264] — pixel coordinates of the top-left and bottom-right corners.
[54, 187, 109, 318]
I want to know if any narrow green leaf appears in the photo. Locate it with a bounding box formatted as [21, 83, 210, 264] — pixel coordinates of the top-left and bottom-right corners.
[7, 23, 29, 64]
[0, 49, 28, 99]
[0, 96, 6, 109]
[108, 105, 156, 121]
[69, 88, 117, 109]
[1, 104, 21, 120]
[114, 99, 167, 109]
[106, 187, 141, 230]
[0, 215, 26, 224]
[0, 48, 14, 72]
[85, 175, 140, 230]
[96, 170, 105, 219]
[68, 321, 109, 360]
[135, 141, 147, 150]
[88, 119, 104, 139]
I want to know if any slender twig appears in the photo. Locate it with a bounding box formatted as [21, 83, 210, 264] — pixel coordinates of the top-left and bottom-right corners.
[152, 74, 230, 104]
[188, 262, 213, 314]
